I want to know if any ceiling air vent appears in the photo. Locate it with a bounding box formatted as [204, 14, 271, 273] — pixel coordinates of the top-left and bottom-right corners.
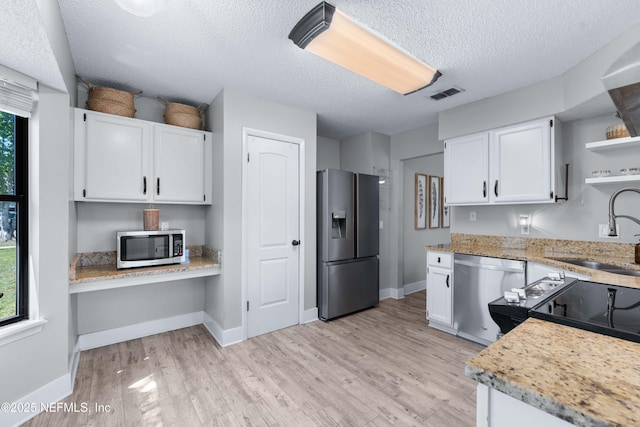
[429, 86, 465, 100]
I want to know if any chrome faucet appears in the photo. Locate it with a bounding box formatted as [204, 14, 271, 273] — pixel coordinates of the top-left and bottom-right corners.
[608, 187, 640, 236]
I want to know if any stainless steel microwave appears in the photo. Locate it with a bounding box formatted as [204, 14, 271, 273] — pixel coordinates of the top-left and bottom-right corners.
[116, 229, 185, 269]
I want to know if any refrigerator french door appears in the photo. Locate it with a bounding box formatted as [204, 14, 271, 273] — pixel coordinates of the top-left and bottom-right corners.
[317, 169, 379, 320]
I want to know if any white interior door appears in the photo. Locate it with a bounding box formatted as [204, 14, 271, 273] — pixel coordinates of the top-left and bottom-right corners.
[246, 134, 300, 338]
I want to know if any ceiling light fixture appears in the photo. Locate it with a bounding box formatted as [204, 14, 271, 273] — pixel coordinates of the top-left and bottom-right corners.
[288, 2, 441, 95]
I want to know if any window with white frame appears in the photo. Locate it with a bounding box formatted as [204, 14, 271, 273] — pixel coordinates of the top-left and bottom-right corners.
[0, 66, 34, 328]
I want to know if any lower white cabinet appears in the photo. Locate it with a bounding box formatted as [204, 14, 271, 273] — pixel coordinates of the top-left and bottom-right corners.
[476, 384, 574, 427]
[426, 250, 454, 331]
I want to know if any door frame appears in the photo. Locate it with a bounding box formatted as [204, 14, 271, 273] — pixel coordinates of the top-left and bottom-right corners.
[241, 127, 306, 340]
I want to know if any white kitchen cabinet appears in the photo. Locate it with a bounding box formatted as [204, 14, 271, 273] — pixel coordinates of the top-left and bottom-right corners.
[74, 108, 212, 204]
[444, 116, 559, 206]
[426, 251, 455, 332]
[153, 124, 207, 203]
[490, 119, 553, 203]
[75, 108, 151, 201]
[444, 132, 489, 205]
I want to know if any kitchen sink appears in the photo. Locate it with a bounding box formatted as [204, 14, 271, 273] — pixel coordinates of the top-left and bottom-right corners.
[550, 258, 640, 277]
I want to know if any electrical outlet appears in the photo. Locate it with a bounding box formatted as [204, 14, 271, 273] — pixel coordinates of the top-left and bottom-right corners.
[599, 224, 620, 239]
[470, 211, 477, 222]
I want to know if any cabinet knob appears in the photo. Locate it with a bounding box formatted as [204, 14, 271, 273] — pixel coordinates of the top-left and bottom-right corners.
[494, 180, 499, 197]
[483, 181, 487, 198]
[437, 256, 441, 263]
[143, 176, 147, 195]
[292, 240, 300, 246]
[446, 274, 450, 288]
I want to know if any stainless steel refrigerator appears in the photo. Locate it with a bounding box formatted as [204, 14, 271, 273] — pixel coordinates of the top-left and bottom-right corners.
[317, 169, 379, 320]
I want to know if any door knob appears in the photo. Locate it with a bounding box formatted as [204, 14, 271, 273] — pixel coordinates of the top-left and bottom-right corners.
[292, 240, 300, 246]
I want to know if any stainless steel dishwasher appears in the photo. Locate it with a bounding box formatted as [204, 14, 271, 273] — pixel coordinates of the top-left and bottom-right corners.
[453, 254, 526, 346]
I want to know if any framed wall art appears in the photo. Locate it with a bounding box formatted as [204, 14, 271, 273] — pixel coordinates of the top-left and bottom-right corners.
[414, 173, 427, 229]
[428, 175, 440, 229]
[440, 176, 450, 228]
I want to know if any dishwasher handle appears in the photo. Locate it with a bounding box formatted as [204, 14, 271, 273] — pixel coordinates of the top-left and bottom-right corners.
[454, 259, 525, 273]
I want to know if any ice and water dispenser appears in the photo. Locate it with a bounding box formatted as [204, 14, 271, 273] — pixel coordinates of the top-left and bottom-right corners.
[332, 210, 347, 239]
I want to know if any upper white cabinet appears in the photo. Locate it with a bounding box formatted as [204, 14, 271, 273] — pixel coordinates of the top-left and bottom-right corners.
[444, 116, 559, 206]
[443, 132, 490, 205]
[74, 109, 212, 204]
[153, 124, 207, 203]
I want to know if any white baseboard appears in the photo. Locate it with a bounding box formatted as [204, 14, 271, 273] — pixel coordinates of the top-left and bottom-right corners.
[68, 341, 81, 391]
[380, 287, 404, 300]
[77, 311, 204, 350]
[404, 280, 426, 295]
[3, 373, 72, 427]
[202, 312, 243, 347]
[303, 307, 318, 323]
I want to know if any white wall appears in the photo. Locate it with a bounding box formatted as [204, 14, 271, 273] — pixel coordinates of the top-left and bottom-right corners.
[204, 88, 317, 331]
[402, 155, 449, 285]
[0, 2, 76, 407]
[76, 280, 205, 334]
[317, 136, 340, 170]
[0, 87, 71, 404]
[75, 203, 206, 251]
[389, 123, 443, 291]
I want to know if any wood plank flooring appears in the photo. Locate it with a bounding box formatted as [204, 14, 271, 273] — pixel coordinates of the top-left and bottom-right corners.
[24, 291, 484, 426]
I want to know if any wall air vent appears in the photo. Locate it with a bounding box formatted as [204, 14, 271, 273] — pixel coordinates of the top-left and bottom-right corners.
[429, 86, 465, 100]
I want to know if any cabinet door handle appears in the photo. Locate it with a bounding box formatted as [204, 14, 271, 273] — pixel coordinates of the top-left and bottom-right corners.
[483, 181, 487, 198]
[157, 177, 160, 195]
[494, 180, 499, 197]
[143, 176, 147, 195]
[446, 274, 450, 288]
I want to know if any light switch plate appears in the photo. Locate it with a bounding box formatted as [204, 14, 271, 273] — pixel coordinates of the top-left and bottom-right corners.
[470, 211, 477, 222]
[599, 224, 620, 239]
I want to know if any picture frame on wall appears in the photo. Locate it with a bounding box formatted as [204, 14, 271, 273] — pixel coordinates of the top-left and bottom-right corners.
[414, 173, 427, 229]
[440, 176, 450, 228]
[429, 175, 440, 229]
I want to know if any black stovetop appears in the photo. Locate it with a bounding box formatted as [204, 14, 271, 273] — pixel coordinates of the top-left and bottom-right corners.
[530, 280, 640, 343]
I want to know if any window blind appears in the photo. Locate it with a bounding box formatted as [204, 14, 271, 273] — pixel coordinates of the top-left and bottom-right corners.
[0, 64, 37, 118]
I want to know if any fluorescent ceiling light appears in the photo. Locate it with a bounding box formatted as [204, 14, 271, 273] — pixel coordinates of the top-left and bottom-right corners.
[289, 2, 441, 95]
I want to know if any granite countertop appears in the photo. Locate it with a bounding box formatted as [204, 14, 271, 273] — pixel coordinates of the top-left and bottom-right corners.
[425, 234, 640, 289]
[466, 318, 640, 427]
[69, 245, 221, 285]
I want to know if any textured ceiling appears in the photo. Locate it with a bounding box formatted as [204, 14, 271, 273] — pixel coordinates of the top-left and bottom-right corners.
[0, 0, 66, 92]
[11, 1, 640, 139]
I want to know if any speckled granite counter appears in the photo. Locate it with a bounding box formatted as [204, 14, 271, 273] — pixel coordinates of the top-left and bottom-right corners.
[69, 246, 221, 292]
[425, 233, 640, 289]
[429, 235, 640, 425]
[466, 318, 640, 427]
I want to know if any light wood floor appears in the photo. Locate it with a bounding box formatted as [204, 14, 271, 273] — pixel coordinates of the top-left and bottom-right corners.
[24, 291, 483, 426]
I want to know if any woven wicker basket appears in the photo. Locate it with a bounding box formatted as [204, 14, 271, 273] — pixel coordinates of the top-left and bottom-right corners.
[158, 96, 207, 129]
[78, 76, 141, 117]
[606, 123, 630, 139]
[87, 99, 136, 118]
[163, 112, 202, 129]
